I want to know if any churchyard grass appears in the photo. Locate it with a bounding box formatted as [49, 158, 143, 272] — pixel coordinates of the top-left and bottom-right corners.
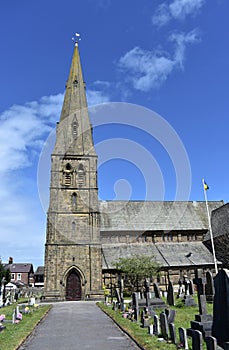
[98, 298, 213, 350]
[0, 302, 51, 350]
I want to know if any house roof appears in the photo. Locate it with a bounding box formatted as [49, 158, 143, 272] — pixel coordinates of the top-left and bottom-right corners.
[4, 263, 34, 274]
[99, 200, 223, 233]
[101, 242, 221, 269]
[35, 266, 44, 275]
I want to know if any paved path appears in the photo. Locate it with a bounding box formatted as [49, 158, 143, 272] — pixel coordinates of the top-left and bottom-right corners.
[19, 302, 140, 350]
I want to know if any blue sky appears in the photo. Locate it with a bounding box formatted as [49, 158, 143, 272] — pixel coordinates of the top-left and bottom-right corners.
[0, 0, 228, 268]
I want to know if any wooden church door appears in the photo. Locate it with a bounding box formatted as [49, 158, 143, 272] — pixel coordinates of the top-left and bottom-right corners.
[66, 270, 82, 301]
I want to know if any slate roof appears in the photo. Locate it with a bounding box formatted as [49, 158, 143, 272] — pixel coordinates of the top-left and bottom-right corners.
[99, 201, 223, 233]
[4, 263, 34, 274]
[102, 242, 220, 269]
[35, 266, 44, 275]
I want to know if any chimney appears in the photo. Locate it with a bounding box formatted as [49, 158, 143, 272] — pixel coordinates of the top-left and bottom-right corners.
[8, 257, 13, 264]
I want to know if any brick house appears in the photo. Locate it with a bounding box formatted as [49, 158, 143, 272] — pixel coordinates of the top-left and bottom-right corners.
[4, 258, 34, 286]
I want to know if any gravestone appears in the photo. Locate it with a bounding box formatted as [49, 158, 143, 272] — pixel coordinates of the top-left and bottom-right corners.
[167, 280, 175, 306]
[178, 327, 189, 350]
[144, 278, 150, 307]
[191, 269, 213, 339]
[183, 275, 196, 306]
[132, 292, 139, 322]
[212, 269, 229, 347]
[153, 282, 161, 298]
[153, 315, 160, 336]
[148, 324, 154, 335]
[118, 275, 125, 311]
[205, 336, 217, 350]
[0, 278, 4, 307]
[205, 271, 214, 303]
[165, 308, 176, 324]
[191, 329, 203, 350]
[160, 311, 169, 341]
[189, 280, 194, 295]
[169, 323, 176, 344]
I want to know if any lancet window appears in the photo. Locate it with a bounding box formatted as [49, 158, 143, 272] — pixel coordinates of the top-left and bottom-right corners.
[78, 164, 85, 187]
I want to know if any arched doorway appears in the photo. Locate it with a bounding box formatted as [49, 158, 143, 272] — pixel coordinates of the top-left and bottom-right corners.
[66, 269, 82, 301]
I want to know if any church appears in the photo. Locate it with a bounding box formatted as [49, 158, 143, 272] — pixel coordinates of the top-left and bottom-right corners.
[43, 42, 223, 301]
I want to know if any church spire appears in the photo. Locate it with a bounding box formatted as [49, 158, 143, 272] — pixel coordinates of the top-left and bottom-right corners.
[60, 41, 87, 122]
[54, 39, 95, 156]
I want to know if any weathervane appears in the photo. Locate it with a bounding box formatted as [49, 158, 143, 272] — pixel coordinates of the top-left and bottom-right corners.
[72, 33, 81, 46]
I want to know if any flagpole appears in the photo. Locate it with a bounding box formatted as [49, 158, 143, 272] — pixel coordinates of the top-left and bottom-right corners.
[202, 179, 218, 274]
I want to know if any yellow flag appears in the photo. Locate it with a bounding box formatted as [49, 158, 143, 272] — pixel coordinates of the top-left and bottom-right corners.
[203, 180, 209, 190]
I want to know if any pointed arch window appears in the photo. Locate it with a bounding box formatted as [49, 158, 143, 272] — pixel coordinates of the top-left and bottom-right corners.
[72, 221, 76, 232]
[72, 115, 79, 139]
[78, 164, 85, 187]
[72, 192, 77, 210]
[63, 163, 73, 186]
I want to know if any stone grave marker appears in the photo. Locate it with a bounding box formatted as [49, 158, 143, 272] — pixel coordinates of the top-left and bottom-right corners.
[183, 275, 196, 307]
[153, 315, 160, 336]
[205, 271, 214, 303]
[160, 311, 169, 341]
[167, 280, 175, 306]
[165, 308, 176, 324]
[191, 269, 213, 339]
[144, 278, 150, 307]
[205, 336, 217, 350]
[212, 269, 229, 347]
[178, 327, 189, 350]
[148, 324, 154, 335]
[153, 282, 161, 299]
[189, 279, 194, 295]
[0, 278, 4, 308]
[169, 323, 176, 344]
[191, 329, 203, 350]
[132, 292, 139, 322]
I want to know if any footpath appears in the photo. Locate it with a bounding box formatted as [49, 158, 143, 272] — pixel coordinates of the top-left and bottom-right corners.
[18, 301, 140, 350]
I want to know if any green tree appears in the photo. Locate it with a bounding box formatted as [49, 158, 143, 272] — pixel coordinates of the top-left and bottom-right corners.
[113, 254, 160, 292]
[0, 260, 11, 302]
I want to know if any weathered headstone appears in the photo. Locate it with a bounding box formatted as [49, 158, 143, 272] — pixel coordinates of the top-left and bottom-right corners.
[165, 308, 176, 324]
[132, 292, 139, 322]
[205, 336, 217, 350]
[169, 323, 176, 344]
[160, 311, 169, 341]
[144, 278, 150, 307]
[0, 278, 4, 307]
[153, 282, 161, 299]
[191, 269, 213, 339]
[167, 280, 175, 306]
[153, 315, 160, 336]
[191, 330, 203, 350]
[212, 269, 229, 347]
[189, 280, 194, 295]
[118, 275, 125, 311]
[182, 275, 196, 306]
[148, 324, 154, 335]
[178, 327, 189, 350]
[205, 271, 214, 303]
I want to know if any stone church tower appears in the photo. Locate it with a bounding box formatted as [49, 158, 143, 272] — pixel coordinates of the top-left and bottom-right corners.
[44, 42, 103, 301]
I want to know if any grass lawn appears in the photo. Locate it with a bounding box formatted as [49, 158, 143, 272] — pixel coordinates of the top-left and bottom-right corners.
[98, 297, 213, 350]
[0, 301, 51, 350]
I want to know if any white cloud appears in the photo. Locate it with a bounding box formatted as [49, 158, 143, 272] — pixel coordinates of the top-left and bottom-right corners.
[118, 47, 174, 91]
[152, 0, 205, 26]
[87, 89, 110, 106]
[0, 94, 63, 173]
[117, 29, 200, 92]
